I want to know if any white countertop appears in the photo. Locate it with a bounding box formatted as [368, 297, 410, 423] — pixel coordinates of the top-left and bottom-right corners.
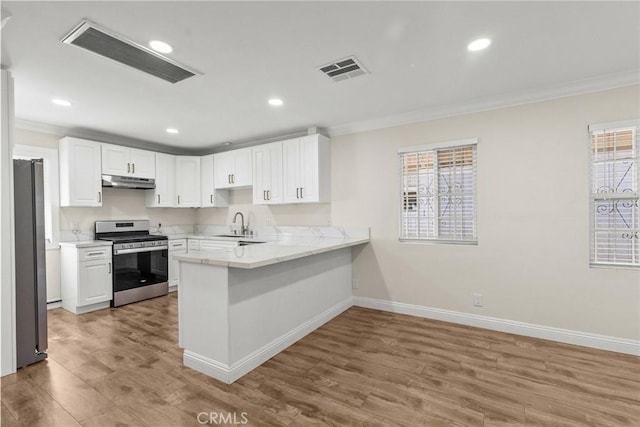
[174, 236, 369, 269]
[59, 240, 113, 248]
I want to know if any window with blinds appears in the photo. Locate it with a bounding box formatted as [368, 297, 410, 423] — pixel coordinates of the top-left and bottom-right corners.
[590, 121, 639, 268]
[399, 139, 477, 243]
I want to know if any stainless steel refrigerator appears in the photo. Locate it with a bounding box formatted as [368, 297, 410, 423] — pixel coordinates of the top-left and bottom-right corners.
[13, 158, 48, 368]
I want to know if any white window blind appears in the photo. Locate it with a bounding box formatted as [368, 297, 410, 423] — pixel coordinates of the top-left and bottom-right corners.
[590, 122, 639, 268]
[399, 140, 477, 243]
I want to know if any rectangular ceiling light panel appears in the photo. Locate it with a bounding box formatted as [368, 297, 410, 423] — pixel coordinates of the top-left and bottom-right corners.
[61, 20, 198, 84]
[319, 56, 368, 82]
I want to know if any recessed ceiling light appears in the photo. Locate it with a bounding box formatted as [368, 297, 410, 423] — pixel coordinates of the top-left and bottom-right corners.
[166, 128, 179, 134]
[149, 40, 173, 54]
[467, 38, 491, 52]
[268, 98, 283, 106]
[51, 98, 72, 107]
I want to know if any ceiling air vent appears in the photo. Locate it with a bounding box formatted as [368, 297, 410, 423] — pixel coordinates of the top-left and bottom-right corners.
[61, 20, 199, 84]
[318, 56, 368, 82]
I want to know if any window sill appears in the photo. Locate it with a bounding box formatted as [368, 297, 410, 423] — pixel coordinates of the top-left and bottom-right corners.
[589, 263, 639, 271]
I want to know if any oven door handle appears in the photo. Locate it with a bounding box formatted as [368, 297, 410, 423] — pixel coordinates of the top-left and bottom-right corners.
[114, 246, 168, 255]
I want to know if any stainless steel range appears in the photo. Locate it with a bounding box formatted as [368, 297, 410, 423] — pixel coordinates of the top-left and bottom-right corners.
[95, 220, 168, 307]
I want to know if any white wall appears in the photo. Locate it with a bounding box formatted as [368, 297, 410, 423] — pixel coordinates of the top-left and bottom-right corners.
[332, 85, 640, 341]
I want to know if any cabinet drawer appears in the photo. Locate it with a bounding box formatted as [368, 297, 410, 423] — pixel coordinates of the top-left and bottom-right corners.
[79, 246, 112, 261]
[169, 239, 187, 251]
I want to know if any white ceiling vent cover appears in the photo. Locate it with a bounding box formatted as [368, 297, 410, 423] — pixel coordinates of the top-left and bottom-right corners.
[318, 56, 368, 82]
[61, 20, 199, 84]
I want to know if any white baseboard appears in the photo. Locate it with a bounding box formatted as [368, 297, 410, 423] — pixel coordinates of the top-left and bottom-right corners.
[46, 301, 62, 310]
[184, 297, 354, 383]
[354, 296, 640, 356]
[183, 351, 235, 384]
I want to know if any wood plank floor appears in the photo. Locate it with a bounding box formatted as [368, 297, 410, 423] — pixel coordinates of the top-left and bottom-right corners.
[1, 293, 639, 426]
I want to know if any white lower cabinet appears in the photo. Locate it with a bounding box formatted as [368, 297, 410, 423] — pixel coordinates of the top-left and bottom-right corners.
[61, 244, 113, 314]
[168, 239, 187, 292]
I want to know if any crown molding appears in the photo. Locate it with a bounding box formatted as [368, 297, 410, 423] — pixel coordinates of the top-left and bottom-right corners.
[326, 70, 640, 138]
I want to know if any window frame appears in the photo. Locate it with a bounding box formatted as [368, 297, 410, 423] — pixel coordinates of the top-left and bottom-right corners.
[588, 119, 640, 269]
[13, 144, 60, 250]
[398, 138, 478, 245]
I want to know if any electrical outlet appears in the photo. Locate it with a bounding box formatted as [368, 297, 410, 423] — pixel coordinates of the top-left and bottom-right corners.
[71, 221, 80, 232]
[473, 293, 483, 307]
[352, 279, 359, 289]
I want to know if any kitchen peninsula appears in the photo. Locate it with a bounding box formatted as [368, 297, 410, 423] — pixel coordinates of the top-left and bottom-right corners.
[175, 227, 369, 384]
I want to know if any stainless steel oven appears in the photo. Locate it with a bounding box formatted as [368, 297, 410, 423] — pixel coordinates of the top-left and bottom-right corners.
[95, 220, 168, 307]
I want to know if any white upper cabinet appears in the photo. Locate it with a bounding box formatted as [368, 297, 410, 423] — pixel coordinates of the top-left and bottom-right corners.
[253, 141, 283, 205]
[282, 134, 331, 204]
[59, 137, 102, 207]
[101, 143, 155, 179]
[129, 148, 155, 178]
[200, 154, 229, 208]
[214, 147, 252, 189]
[175, 156, 201, 207]
[145, 153, 176, 207]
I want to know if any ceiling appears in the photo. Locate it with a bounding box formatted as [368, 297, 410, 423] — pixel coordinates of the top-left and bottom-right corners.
[2, 1, 639, 153]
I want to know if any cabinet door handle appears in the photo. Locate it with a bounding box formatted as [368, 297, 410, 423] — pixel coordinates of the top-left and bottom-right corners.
[231, 174, 235, 184]
[87, 251, 103, 256]
[98, 191, 102, 203]
[210, 194, 213, 204]
[267, 190, 271, 200]
[127, 163, 130, 173]
[178, 195, 181, 205]
[228, 174, 231, 184]
[108, 262, 111, 274]
[157, 194, 160, 204]
[300, 187, 303, 199]
[296, 188, 300, 199]
[132, 163, 135, 174]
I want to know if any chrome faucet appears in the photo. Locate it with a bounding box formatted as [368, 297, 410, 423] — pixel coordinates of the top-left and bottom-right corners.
[232, 211, 248, 235]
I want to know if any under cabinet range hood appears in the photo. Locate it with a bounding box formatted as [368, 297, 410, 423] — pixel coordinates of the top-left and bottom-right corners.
[102, 174, 155, 190]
